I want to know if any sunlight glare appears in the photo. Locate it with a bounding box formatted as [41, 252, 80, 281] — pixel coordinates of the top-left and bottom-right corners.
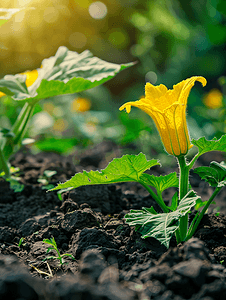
[88, 2, 107, 19]
[16, 0, 33, 7]
[145, 71, 157, 84]
[43, 7, 59, 24]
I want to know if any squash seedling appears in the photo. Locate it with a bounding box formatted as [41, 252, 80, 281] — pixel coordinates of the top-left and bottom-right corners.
[43, 237, 75, 266]
[50, 77, 226, 247]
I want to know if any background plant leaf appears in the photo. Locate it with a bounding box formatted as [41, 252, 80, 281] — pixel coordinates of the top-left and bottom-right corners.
[194, 161, 226, 187]
[0, 46, 135, 102]
[125, 190, 199, 248]
[49, 153, 160, 192]
[192, 135, 226, 157]
[194, 198, 216, 210]
[140, 172, 179, 194]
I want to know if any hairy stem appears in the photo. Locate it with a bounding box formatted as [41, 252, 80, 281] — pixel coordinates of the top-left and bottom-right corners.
[140, 181, 169, 213]
[176, 155, 190, 241]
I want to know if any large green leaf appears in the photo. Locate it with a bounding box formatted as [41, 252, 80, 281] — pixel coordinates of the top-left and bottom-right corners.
[49, 153, 160, 192]
[0, 46, 135, 102]
[0, 74, 28, 99]
[140, 172, 179, 194]
[125, 190, 199, 248]
[194, 161, 226, 187]
[192, 135, 226, 157]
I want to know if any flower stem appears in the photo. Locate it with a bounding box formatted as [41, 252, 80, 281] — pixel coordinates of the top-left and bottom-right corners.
[176, 155, 190, 241]
[140, 181, 169, 213]
[185, 186, 222, 241]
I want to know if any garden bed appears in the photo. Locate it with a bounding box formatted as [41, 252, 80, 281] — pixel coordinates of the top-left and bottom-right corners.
[1, 140, 226, 300]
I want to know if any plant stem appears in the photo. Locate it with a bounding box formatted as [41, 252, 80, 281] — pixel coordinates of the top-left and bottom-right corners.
[176, 155, 190, 241]
[187, 152, 200, 170]
[11, 102, 30, 134]
[185, 186, 222, 241]
[0, 147, 10, 178]
[3, 102, 35, 161]
[13, 104, 34, 145]
[140, 181, 169, 213]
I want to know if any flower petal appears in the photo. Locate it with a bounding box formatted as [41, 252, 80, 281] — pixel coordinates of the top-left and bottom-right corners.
[168, 76, 207, 106]
[145, 83, 169, 110]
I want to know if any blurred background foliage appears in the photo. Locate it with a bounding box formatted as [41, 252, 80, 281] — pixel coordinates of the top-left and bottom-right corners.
[0, 0, 226, 162]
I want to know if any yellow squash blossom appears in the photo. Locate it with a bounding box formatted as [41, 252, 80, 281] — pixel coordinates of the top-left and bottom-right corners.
[71, 97, 91, 112]
[0, 69, 39, 98]
[119, 76, 207, 156]
[20, 69, 39, 87]
[204, 88, 223, 109]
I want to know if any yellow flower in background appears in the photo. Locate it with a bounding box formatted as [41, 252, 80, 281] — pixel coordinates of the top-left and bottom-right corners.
[71, 97, 91, 112]
[53, 118, 68, 132]
[0, 69, 39, 98]
[20, 69, 39, 87]
[43, 102, 55, 114]
[120, 76, 207, 156]
[203, 88, 223, 109]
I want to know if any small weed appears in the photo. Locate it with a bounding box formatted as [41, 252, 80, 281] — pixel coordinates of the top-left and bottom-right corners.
[38, 170, 57, 189]
[213, 206, 221, 217]
[18, 237, 25, 247]
[0, 167, 24, 192]
[42, 237, 75, 265]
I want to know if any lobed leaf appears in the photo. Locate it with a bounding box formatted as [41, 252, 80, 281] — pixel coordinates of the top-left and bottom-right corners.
[125, 191, 199, 248]
[194, 161, 226, 187]
[192, 135, 226, 157]
[49, 153, 160, 192]
[140, 172, 179, 194]
[0, 46, 135, 102]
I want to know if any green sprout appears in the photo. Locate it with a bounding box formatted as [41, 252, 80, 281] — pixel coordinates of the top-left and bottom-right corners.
[0, 166, 24, 192]
[18, 237, 25, 248]
[43, 237, 75, 265]
[38, 170, 57, 190]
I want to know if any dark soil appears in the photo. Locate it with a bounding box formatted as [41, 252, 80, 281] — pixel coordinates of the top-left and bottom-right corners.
[1, 141, 226, 300]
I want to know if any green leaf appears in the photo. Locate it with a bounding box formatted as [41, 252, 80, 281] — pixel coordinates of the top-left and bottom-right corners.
[46, 247, 54, 253]
[194, 198, 216, 210]
[168, 192, 178, 211]
[61, 253, 75, 260]
[49, 153, 160, 192]
[0, 46, 135, 102]
[192, 135, 226, 157]
[0, 74, 28, 99]
[140, 172, 179, 194]
[125, 191, 199, 248]
[34, 137, 77, 154]
[43, 238, 52, 245]
[43, 170, 57, 178]
[194, 161, 226, 187]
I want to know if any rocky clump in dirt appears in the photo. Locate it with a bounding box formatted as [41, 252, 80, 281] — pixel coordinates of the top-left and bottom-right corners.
[1, 238, 226, 300]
